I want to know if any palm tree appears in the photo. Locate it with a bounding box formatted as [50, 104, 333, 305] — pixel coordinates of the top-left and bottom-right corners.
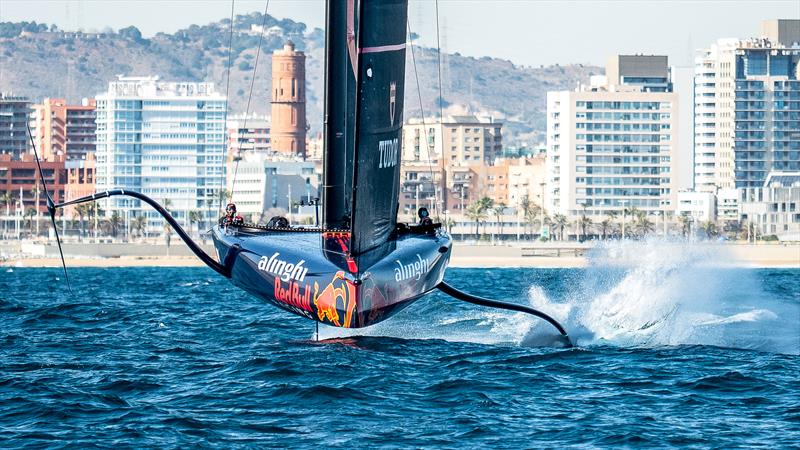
[87, 203, 104, 237]
[493, 201, 507, 239]
[188, 210, 202, 236]
[578, 215, 593, 242]
[634, 214, 655, 238]
[599, 219, 612, 240]
[75, 203, 89, 240]
[701, 220, 718, 240]
[1, 191, 14, 236]
[622, 206, 639, 238]
[131, 216, 147, 239]
[164, 222, 172, 248]
[161, 198, 173, 213]
[216, 189, 230, 213]
[552, 213, 568, 241]
[519, 194, 533, 236]
[465, 202, 488, 238]
[107, 211, 123, 238]
[24, 207, 37, 236]
[678, 214, 692, 239]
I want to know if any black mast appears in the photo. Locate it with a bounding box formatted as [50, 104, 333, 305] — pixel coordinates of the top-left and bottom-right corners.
[322, 0, 358, 229]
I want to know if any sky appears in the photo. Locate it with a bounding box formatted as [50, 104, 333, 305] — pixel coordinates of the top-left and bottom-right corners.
[1, 0, 798, 67]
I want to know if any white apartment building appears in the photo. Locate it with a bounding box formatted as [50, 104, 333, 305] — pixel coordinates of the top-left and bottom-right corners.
[227, 153, 319, 222]
[402, 115, 503, 165]
[546, 55, 684, 218]
[676, 191, 716, 222]
[694, 20, 800, 196]
[227, 113, 271, 156]
[739, 172, 800, 241]
[95, 76, 227, 233]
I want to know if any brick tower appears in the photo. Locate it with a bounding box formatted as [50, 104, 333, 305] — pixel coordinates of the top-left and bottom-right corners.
[270, 41, 306, 158]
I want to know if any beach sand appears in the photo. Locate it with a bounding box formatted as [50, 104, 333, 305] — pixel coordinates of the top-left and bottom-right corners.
[3, 242, 797, 269]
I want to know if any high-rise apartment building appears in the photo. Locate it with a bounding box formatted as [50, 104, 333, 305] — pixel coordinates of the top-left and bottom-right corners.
[546, 55, 683, 218]
[694, 20, 800, 193]
[402, 115, 503, 166]
[227, 113, 271, 158]
[95, 76, 226, 233]
[271, 41, 306, 157]
[31, 98, 96, 161]
[0, 93, 31, 158]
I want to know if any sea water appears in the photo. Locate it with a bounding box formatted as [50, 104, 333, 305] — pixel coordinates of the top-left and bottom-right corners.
[1, 241, 798, 447]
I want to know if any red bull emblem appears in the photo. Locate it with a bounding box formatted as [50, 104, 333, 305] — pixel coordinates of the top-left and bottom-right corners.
[313, 271, 358, 327]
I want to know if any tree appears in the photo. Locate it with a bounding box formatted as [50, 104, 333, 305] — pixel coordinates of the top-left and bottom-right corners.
[578, 215, 593, 242]
[599, 219, 612, 240]
[634, 214, 655, 238]
[519, 195, 533, 235]
[131, 216, 147, 239]
[188, 210, 202, 236]
[24, 207, 37, 235]
[119, 25, 144, 42]
[493, 201, 507, 239]
[678, 214, 692, 239]
[701, 220, 718, 240]
[164, 222, 172, 248]
[75, 203, 89, 239]
[87, 203, 103, 236]
[161, 198, 173, 212]
[108, 211, 123, 238]
[1, 192, 14, 235]
[552, 213, 568, 241]
[465, 202, 488, 238]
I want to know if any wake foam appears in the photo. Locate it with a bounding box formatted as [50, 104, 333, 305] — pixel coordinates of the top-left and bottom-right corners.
[317, 240, 798, 355]
[522, 239, 799, 355]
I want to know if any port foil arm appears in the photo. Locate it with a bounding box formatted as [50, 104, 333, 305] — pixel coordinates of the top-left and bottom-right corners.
[56, 189, 230, 277]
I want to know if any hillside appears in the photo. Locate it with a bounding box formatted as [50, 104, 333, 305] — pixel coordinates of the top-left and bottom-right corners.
[0, 16, 600, 145]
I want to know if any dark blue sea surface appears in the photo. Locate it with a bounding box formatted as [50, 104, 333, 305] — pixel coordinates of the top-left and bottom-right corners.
[1, 262, 798, 447]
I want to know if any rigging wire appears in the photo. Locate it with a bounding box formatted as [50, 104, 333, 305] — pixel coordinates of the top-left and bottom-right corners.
[433, 0, 447, 224]
[230, 0, 271, 205]
[406, 19, 440, 223]
[219, 0, 236, 215]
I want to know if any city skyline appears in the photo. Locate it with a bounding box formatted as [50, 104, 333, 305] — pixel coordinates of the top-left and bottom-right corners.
[0, 0, 796, 67]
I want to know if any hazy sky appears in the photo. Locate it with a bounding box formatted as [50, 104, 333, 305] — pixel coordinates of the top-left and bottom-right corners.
[1, 0, 797, 67]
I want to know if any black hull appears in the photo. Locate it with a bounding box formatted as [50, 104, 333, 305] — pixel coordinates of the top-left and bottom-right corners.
[212, 226, 452, 328]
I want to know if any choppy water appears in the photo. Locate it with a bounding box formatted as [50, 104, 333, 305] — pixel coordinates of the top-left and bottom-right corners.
[1, 242, 798, 447]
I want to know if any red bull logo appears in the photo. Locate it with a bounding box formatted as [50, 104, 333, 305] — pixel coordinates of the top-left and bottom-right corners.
[274, 278, 313, 313]
[313, 271, 358, 328]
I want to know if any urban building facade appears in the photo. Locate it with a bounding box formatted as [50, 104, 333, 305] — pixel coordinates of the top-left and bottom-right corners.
[0, 153, 66, 213]
[694, 20, 800, 194]
[31, 98, 96, 161]
[270, 41, 306, 157]
[227, 113, 271, 158]
[0, 93, 31, 158]
[95, 76, 227, 233]
[676, 190, 716, 222]
[546, 55, 683, 218]
[64, 154, 96, 218]
[402, 115, 503, 166]
[227, 154, 319, 222]
[739, 171, 800, 240]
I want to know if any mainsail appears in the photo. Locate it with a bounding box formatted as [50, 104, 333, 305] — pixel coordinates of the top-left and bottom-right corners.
[321, 0, 408, 255]
[349, 0, 408, 255]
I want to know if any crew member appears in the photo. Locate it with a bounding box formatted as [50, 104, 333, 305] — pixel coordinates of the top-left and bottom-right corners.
[221, 203, 244, 226]
[418, 207, 433, 226]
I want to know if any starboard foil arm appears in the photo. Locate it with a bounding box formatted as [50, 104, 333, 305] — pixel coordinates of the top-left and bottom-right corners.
[55, 190, 230, 277]
[437, 281, 571, 347]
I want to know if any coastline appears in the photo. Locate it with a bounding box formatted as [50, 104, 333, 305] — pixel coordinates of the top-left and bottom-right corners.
[2, 241, 798, 269]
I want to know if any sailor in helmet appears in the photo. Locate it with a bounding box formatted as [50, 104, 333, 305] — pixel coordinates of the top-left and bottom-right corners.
[221, 203, 245, 226]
